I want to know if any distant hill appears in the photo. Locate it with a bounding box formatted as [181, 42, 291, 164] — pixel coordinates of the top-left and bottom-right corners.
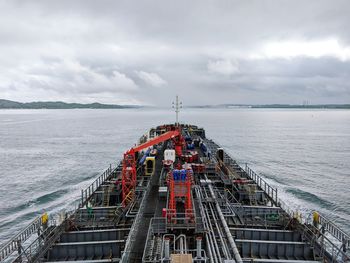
[188, 103, 350, 109]
[251, 104, 350, 109]
[0, 99, 141, 109]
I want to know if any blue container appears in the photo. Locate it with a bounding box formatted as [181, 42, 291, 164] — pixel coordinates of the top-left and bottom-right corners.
[187, 143, 194, 150]
[185, 136, 192, 142]
[181, 169, 187, 181]
[173, 170, 180, 180]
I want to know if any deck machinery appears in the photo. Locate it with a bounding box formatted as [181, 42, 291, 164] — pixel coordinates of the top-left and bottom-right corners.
[1, 124, 350, 263]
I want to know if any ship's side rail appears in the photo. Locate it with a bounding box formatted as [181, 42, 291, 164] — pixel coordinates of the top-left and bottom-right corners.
[204, 138, 280, 206]
[0, 216, 42, 261]
[245, 164, 278, 205]
[244, 164, 350, 260]
[13, 216, 67, 263]
[80, 162, 122, 208]
[243, 163, 302, 224]
[317, 213, 350, 250]
[242, 165, 350, 262]
[0, 163, 120, 263]
[298, 220, 349, 262]
[205, 138, 350, 262]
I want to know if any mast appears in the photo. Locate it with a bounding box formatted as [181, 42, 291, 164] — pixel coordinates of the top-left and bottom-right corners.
[172, 95, 182, 126]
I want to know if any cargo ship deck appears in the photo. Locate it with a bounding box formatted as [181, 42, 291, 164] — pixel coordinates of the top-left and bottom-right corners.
[1, 124, 349, 263]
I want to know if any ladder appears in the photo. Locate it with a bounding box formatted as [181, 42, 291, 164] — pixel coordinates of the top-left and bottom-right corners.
[122, 189, 134, 207]
[103, 184, 114, 207]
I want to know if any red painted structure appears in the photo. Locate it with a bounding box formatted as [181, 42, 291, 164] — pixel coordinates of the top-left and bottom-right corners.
[167, 169, 193, 222]
[122, 129, 182, 206]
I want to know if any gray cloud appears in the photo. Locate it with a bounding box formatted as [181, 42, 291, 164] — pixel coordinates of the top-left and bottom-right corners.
[136, 71, 167, 87]
[0, 0, 350, 105]
[207, 59, 239, 76]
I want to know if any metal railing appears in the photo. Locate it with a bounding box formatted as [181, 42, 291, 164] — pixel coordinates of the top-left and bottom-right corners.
[299, 221, 349, 263]
[204, 139, 350, 262]
[142, 219, 159, 262]
[277, 197, 299, 219]
[247, 172, 350, 262]
[222, 188, 245, 221]
[151, 217, 167, 234]
[80, 162, 121, 208]
[8, 206, 81, 263]
[317, 213, 350, 249]
[0, 217, 42, 261]
[166, 215, 197, 229]
[13, 220, 65, 263]
[206, 140, 278, 207]
[1, 163, 121, 263]
[245, 164, 278, 205]
[241, 166, 350, 262]
[121, 181, 151, 263]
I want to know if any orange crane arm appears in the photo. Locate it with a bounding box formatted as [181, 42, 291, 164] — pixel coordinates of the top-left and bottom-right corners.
[122, 128, 182, 207]
[130, 130, 180, 153]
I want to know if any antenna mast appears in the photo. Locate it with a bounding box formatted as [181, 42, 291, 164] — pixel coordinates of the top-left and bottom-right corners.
[172, 95, 182, 126]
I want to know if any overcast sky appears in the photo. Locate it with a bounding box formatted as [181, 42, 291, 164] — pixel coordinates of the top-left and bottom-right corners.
[1, 0, 350, 106]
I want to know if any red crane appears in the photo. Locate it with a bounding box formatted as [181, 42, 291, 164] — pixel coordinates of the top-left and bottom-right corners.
[122, 129, 183, 206]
